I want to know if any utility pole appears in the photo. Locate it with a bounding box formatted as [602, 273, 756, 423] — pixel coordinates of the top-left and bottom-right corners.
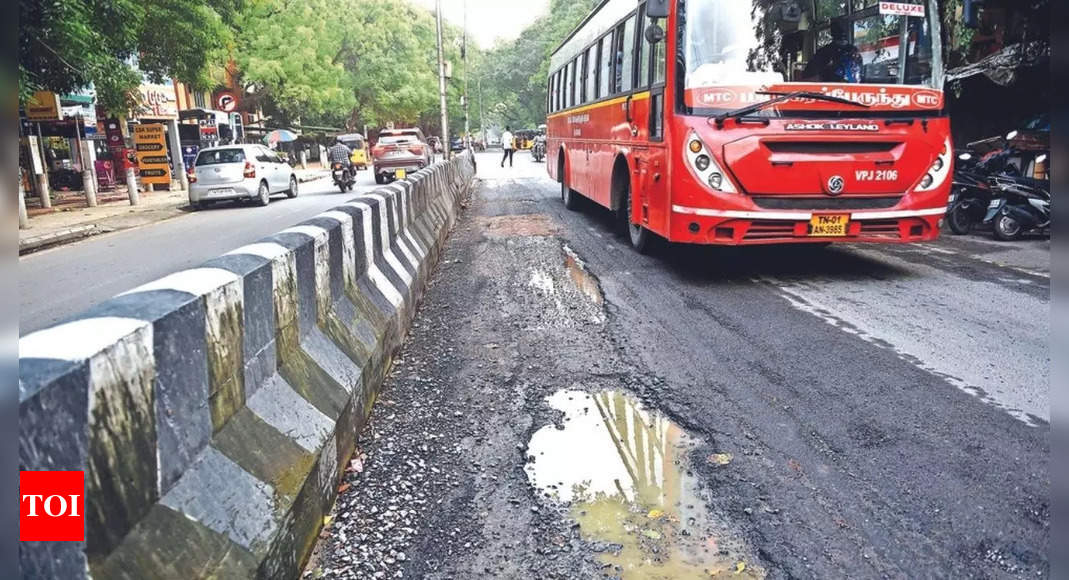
[478, 74, 485, 142]
[463, 0, 470, 150]
[435, 0, 450, 160]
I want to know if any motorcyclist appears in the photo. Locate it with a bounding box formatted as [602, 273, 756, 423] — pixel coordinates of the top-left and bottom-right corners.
[327, 137, 354, 176]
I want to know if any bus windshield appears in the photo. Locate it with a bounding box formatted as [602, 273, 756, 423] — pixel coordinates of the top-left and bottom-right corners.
[682, 0, 939, 94]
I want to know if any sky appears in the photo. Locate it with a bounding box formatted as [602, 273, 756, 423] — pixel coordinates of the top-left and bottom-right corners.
[407, 0, 551, 48]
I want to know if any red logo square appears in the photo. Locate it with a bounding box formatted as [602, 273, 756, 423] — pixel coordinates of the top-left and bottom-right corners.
[20, 471, 85, 542]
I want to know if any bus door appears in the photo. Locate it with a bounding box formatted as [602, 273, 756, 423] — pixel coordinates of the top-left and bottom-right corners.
[636, 8, 669, 232]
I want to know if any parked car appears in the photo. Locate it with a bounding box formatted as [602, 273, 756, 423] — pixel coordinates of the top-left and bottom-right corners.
[372, 128, 432, 184]
[188, 144, 298, 208]
[450, 136, 465, 152]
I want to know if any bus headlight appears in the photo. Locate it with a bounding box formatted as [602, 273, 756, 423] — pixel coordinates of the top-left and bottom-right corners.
[916, 137, 952, 192]
[686, 132, 736, 193]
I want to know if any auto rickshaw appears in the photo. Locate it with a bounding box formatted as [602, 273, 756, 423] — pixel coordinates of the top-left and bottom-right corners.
[514, 129, 536, 150]
[338, 133, 370, 170]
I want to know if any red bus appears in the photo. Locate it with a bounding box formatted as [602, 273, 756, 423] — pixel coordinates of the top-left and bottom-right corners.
[546, 0, 951, 252]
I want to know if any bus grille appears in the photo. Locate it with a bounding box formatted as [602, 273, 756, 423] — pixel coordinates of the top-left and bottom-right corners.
[764, 141, 900, 154]
[752, 196, 902, 210]
[859, 220, 902, 238]
[742, 221, 797, 240]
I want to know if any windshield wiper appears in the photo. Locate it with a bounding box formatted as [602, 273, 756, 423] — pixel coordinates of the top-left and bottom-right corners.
[712, 90, 869, 128]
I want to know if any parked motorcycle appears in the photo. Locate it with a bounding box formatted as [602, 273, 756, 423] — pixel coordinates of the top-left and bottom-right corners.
[331, 162, 355, 193]
[531, 136, 546, 163]
[946, 131, 1023, 235]
[984, 162, 1050, 241]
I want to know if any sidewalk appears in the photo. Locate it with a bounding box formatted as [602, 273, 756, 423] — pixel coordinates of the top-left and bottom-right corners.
[19, 167, 330, 255]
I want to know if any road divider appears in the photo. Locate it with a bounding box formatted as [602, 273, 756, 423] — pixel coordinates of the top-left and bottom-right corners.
[18, 153, 476, 578]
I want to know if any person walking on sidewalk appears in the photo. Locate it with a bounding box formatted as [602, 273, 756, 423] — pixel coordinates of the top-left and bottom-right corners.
[500, 126, 515, 168]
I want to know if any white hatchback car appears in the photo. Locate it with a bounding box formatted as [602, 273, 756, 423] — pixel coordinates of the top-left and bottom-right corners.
[189, 144, 298, 208]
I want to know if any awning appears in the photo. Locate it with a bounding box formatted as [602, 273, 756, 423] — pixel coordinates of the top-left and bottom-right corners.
[945, 41, 1050, 86]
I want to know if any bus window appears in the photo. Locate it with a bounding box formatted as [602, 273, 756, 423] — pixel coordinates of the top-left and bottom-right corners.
[584, 47, 596, 101]
[565, 61, 574, 109]
[637, 7, 650, 88]
[599, 34, 613, 97]
[652, 18, 666, 85]
[620, 15, 632, 91]
[572, 57, 581, 106]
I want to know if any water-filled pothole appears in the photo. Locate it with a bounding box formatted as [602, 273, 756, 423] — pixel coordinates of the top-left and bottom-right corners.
[525, 390, 762, 578]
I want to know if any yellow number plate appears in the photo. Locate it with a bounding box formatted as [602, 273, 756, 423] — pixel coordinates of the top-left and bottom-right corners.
[395, 169, 406, 179]
[809, 214, 850, 237]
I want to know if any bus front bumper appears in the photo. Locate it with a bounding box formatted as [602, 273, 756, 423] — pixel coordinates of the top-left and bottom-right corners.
[669, 205, 946, 245]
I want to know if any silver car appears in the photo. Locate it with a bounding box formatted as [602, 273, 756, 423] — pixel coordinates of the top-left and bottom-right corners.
[189, 144, 298, 208]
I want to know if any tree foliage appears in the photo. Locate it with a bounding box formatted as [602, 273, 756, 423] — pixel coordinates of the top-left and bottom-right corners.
[477, 0, 598, 129]
[18, 0, 235, 113]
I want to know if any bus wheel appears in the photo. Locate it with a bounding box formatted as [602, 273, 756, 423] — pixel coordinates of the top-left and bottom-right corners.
[621, 180, 650, 253]
[561, 158, 580, 210]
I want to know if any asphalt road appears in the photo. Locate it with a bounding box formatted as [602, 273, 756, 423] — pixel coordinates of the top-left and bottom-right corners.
[19, 170, 382, 335]
[309, 151, 1049, 578]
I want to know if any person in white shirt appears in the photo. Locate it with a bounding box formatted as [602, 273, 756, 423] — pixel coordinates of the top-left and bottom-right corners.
[500, 126, 515, 167]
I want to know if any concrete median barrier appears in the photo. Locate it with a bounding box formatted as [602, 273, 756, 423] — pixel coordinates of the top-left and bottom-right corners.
[18, 153, 476, 578]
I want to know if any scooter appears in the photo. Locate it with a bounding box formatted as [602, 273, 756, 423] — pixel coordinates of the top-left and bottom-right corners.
[946, 152, 1000, 234]
[984, 160, 1050, 241]
[331, 162, 355, 193]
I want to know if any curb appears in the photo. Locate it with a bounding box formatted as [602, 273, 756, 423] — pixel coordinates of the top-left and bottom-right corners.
[18, 154, 476, 578]
[19, 224, 102, 255]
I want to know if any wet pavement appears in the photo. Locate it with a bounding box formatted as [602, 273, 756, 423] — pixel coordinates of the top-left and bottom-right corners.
[306, 151, 1049, 579]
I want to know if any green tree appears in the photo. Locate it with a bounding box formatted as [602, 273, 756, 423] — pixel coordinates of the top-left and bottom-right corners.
[18, 0, 235, 113]
[478, 0, 597, 129]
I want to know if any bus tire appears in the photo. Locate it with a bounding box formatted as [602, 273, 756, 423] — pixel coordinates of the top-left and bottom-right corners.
[560, 156, 580, 210]
[621, 177, 650, 253]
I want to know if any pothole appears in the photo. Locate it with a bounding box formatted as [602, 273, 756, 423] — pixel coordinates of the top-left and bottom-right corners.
[564, 245, 604, 305]
[482, 214, 560, 237]
[524, 390, 763, 578]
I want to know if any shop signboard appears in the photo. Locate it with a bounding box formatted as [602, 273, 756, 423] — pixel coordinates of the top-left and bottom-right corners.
[134, 81, 179, 119]
[27, 91, 61, 121]
[133, 124, 172, 184]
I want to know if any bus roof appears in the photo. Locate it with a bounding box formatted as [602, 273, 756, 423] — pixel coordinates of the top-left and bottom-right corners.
[549, 0, 640, 73]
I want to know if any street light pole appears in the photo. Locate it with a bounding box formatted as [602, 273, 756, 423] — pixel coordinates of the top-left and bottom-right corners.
[463, 0, 470, 149]
[435, 0, 450, 160]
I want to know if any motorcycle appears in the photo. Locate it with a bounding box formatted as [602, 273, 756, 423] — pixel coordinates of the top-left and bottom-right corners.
[531, 137, 546, 163]
[946, 131, 1026, 235]
[331, 162, 355, 193]
[984, 163, 1050, 241]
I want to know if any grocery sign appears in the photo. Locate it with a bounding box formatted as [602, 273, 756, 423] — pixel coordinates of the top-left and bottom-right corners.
[878, 2, 925, 17]
[133, 124, 172, 185]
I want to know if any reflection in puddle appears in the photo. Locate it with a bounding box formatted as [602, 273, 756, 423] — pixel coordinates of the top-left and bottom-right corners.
[525, 390, 762, 579]
[563, 245, 603, 305]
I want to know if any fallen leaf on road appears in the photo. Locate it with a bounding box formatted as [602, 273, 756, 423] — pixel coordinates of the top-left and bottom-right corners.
[337, 482, 351, 494]
[788, 459, 803, 474]
[648, 509, 664, 519]
[350, 458, 364, 473]
[642, 529, 662, 540]
[322, 515, 333, 527]
[735, 561, 746, 573]
[708, 453, 733, 466]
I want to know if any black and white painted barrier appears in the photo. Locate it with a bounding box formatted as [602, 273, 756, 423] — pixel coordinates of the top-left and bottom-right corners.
[18, 153, 476, 578]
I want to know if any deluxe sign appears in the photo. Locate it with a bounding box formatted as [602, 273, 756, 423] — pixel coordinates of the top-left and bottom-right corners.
[878, 2, 925, 17]
[133, 124, 172, 185]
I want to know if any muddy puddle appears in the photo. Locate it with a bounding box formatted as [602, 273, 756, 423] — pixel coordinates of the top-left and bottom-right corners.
[525, 390, 762, 579]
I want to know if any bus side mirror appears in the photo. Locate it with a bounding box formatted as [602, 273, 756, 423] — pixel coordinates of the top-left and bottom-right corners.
[646, 0, 669, 18]
[645, 23, 665, 45]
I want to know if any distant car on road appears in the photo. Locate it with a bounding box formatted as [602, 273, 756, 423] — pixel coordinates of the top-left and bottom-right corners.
[372, 128, 431, 184]
[188, 144, 298, 209]
[450, 137, 464, 152]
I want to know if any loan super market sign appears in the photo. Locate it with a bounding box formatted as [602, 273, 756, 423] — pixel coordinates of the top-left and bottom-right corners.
[134, 124, 172, 185]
